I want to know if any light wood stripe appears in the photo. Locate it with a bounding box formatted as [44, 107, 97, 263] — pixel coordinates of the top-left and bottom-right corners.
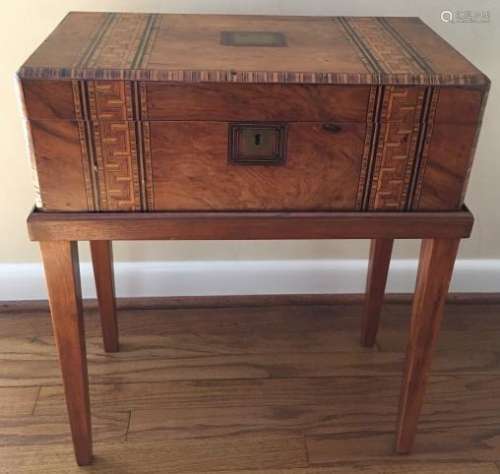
[76, 13, 116, 70]
[337, 17, 384, 83]
[378, 17, 435, 77]
[411, 88, 441, 208]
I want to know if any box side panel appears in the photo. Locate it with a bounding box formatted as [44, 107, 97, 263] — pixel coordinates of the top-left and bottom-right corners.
[412, 86, 487, 210]
[22, 80, 77, 120]
[413, 122, 481, 210]
[29, 120, 92, 211]
[434, 87, 485, 123]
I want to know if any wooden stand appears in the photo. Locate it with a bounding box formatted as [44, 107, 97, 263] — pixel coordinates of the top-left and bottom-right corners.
[27, 207, 474, 465]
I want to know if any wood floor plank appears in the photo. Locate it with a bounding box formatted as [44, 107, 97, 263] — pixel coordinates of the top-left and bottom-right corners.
[0, 447, 496, 474]
[5, 339, 500, 388]
[5, 335, 500, 388]
[34, 377, 403, 415]
[0, 304, 363, 337]
[127, 391, 500, 442]
[3, 302, 498, 353]
[0, 386, 39, 416]
[377, 305, 500, 353]
[0, 434, 307, 473]
[0, 310, 53, 337]
[0, 410, 129, 446]
[34, 372, 500, 415]
[127, 403, 397, 442]
[1, 349, 387, 387]
[0, 337, 390, 387]
[306, 421, 500, 463]
[202, 464, 500, 474]
[0, 301, 495, 336]
[379, 330, 500, 352]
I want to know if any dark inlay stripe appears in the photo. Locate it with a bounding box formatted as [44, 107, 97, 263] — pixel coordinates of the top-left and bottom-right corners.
[130, 81, 139, 121]
[337, 17, 385, 83]
[73, 81, 94, 210]
[355, 86, 377, 208]
[80, 81, 101, 210]
[362, 85, 385, 210]
[131, 14, 159, 70]
[131, 81, 148, 210]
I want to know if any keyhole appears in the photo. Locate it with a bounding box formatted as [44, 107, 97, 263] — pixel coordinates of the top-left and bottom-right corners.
[254, 133, 261, 146]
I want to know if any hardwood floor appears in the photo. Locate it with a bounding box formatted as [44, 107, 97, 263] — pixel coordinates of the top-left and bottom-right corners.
[0, 297, 500, 473]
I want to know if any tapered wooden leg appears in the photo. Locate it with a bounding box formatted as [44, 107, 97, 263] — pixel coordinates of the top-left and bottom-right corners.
[361, 238, 394, 347]
[90, 240, 119, 353]
[396, 238, 460, 454]
[40, 241, 92, 466]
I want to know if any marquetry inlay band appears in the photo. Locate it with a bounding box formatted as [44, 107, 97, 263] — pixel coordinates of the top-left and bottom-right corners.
[367, 87, 427, 210]
[72, 78, 152, 211]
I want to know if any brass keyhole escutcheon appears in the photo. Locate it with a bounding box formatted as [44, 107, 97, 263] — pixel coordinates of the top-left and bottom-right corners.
[229, 123, 287, 166]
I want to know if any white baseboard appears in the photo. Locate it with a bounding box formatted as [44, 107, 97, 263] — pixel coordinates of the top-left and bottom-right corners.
[0, 259, 498, 301]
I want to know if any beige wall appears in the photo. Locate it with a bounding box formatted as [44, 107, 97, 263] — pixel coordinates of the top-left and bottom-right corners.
[1, 0, 498, 264]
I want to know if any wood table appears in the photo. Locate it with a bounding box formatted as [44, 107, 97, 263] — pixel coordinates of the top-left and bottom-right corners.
[27, 206, 473, 465]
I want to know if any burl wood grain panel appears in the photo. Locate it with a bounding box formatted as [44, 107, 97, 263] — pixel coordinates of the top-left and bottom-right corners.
[149, 121, 366, 211]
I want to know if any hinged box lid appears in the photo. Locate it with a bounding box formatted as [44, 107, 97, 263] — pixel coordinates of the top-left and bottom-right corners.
[18, 12, 489, 86]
